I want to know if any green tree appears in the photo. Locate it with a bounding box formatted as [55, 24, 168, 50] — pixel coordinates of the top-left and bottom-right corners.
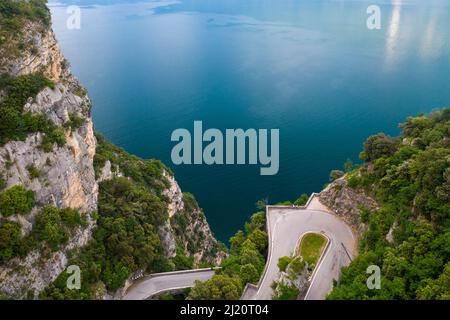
[0, 73, 55, 145]
[277, 256, 292, 272]
[229, 230, 245, 254]
[240, 245, 264, 273]
[34, 206, 68, 249]
[190, 211, 268, 299]
[417, 262, 450, 300]
[0, 185, 35, 216]
[0, 221, 21, 262]
[188, 275, 242, 300]
[294, 193, 309, 206]
[244, 212, 265, 234]
[272, 281, 299, 300]
[360, 133, 398, 161]
[239, 264, 260, 284]
[247, 229, 268, 256]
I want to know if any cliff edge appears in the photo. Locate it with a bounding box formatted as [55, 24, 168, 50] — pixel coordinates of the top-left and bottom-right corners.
[0, 0, 223, 299]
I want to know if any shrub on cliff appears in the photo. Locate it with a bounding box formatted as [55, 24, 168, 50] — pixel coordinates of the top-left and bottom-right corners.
[294, 193, 309, 205]
[33, 206, 85, 250]
[93, 133, 169, 193]
[189, 275, 243, 300]
[0, 185, 35, 217]
[0, 221, 22, 262]
[0, 221, 39, 264]
[0, 0, 50, 28]
[272, 281, 300, 300]
[359, 133, 399, 162]
[0, 0, 50, 53]
[277, 256, 292, 272]
[0, 73, 59, 146]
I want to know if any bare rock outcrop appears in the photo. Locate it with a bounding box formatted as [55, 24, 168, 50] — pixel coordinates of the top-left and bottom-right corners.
[319, 177, 379, 236]
[1, 21, 66, 82]
[162, 171, 226, 265]
[0, 19, 97, 298]
[1, 96, 97, 214]
[272, 257, 310, 300]
[0, 85, 97, 299]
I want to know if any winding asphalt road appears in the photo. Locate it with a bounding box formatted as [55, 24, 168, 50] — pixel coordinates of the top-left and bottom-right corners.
[123, 269, 215, 300]
[251, 207, 356, 300]
[123, 204, 355, 300]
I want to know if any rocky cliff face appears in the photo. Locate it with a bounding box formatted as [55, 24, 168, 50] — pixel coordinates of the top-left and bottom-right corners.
[163, 173, 226, 265]
[2, 86, 97, 213]
[319, 177, 379, 236]
[0, 17, 98, 297]
[0, 3, 222, 299]
[1, 20, 65, 82]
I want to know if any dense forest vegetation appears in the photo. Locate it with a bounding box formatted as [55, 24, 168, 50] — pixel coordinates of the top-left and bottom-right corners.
[188, 210, 268, 300]
[328, 108, 450, 299]
[40, 135, 207, 299]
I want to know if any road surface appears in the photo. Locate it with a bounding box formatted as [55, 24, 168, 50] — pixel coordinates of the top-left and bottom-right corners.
[251, 207, 356, 300]
[123, 269, 215, 300]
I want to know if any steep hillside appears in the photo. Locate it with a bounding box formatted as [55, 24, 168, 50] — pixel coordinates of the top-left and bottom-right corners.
[188, 109, 449, 300]
[327, 108, 450, 299]
[0, 0, 223, 299]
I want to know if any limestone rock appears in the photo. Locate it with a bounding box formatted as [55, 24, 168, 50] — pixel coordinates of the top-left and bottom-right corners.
[162, 171, 226, 265]
[319, 177, 379, 236]
[0, 6, 224, 299]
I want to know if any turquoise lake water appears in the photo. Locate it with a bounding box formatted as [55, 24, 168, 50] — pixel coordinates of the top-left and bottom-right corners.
[49, 0, 450, 241]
